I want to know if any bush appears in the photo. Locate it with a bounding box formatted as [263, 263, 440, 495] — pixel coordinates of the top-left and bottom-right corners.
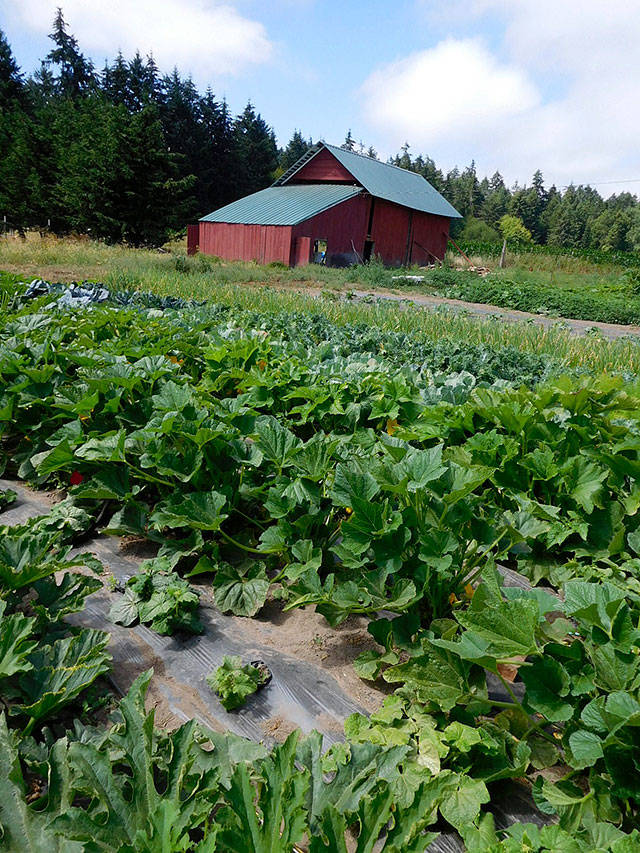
[499, 215, 533, 246]
[458, 217, 500, 243]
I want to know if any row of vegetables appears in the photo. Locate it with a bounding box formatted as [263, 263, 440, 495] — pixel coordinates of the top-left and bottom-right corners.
[1, 280, 640, 850]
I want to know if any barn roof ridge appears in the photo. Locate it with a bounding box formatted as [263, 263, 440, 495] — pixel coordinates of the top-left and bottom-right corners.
[325, 141, 430, 176]
[275, 141, 461, 219]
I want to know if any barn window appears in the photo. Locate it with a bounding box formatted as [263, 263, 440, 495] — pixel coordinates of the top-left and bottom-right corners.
[312, 239, 327, 264]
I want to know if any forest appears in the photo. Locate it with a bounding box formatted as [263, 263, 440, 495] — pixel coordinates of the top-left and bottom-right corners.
[1, 10, 639, 250]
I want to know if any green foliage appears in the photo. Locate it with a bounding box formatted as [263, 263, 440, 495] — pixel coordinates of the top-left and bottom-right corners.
[354, 569, 640, 833]
[109, 558, 202, 635]
[12, 630, 111, 730]
[207, 655, 269, 711]
[424, 265, 640, 325]
[212, 562, 270, 617]
[6, 279, 640, 846]
[0, 489, 16, 511]
[499, 214, 533, 245]
[0, 602, 37, 680]
[458, 216, 500, 243]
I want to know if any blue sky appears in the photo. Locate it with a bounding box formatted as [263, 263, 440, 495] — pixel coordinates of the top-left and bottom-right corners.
[3, 0, 639, 195]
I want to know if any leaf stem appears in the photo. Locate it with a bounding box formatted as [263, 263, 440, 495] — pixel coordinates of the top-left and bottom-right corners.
[219, 528, 264, 555]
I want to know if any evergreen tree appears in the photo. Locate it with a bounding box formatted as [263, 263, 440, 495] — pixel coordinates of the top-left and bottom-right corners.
[102, 52, 129, 106]
[128, 52, 158, 110]
[198, 91, 236, 211]
[157, 69, 202, 221]
[458, 161, 484, 218]
[395, 142, 412, 170]
[341, 129, 355, 151]
[233, 102, 278, 198]
[2, 17, 639, 249]
[45, 8, 95, 97]
[279, 130, 310, 172]
[0, 30, 25, 109]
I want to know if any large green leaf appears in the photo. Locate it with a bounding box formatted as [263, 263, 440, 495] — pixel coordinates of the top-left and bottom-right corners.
[253, 416, 301, 468]
[32, 572, 102, 621]
[561, 455, 607, 514]
[330, 463, 379, 507]
[402, 445, 447, 492]
[13, 629, 111, 725]
[75, 429, 126, 462]
[51, 670, 218, 850]
[298, 730, 410, 833]
[383, 641, 486, 712]
[436, 584, 539, 669]
[0, 531, 68, 591]
[217, 731, 309, 852]
[521, 657, 573, 722]
[149, 490, 228, 531]
[213, 562, 269, 617]
[0, 715, 78, 852]
[438, 774, 490, 830]
[0, 601, 36, 680]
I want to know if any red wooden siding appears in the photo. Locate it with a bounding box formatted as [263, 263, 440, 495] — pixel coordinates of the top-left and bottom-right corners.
[369, 199, 411, 265]
[290, 194, 369, 265]
[409, 212, 450, 264]
[290, 148, 356, 184]
[292, 236, 312, 265]
[199, 222, 292, 264]
[187, 224, 199, 255]
[198, 187, 450, 267]
[367, 200, 450, 265]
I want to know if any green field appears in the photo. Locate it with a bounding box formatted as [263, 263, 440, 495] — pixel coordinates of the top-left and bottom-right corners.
[2, 235, 640, 375]
[2, 244, 640, 850]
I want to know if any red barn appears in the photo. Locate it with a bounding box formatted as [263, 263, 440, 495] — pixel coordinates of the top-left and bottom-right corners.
[191, 142, 461, 267]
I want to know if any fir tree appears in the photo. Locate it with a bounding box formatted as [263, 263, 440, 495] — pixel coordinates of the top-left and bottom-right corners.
[0, 30, 25, 109]
[233, 102, 278, 198]
[279, 130, 310, 172]
[102, 52, 129, 106]
[45, 8, 95, 97]
[341, 129, 355, 151]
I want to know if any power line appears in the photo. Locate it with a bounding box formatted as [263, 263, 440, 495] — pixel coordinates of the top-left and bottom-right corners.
[562, 178, 640, 188]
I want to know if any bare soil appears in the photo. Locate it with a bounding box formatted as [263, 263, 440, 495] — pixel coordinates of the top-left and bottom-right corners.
[239, 599, 389, 713]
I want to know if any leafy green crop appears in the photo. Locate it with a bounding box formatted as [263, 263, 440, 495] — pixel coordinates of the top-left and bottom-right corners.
[0, 671, 461, 851]
[5, 281, 640, 846]
[13, 630, 111, 733]
[109, 558, 202, 635]
[207, 656, 270, 711]
[349, 567, 640, 834]
[0, 489, 16, 512]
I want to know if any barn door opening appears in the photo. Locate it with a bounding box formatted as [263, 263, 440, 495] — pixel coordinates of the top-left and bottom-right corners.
[363, 240, 374, 262]
[313, 239, 327, 264]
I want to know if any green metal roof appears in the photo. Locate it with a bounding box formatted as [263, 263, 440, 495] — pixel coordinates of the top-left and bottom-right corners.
[278, 143, 461, 219]
[200, 184, 363, 226]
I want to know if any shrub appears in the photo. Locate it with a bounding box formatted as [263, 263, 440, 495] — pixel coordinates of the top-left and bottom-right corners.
[499, 215, 533, 246]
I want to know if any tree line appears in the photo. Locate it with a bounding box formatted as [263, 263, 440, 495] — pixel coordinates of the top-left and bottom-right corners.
[1, 11, 639, 250]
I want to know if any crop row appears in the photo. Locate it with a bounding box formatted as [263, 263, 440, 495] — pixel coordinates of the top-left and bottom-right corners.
[1, 285, 640, 849]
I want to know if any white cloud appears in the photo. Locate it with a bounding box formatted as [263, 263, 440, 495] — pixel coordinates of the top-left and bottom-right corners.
[362, 1, 640, 193]
[6, 0, 272, 78]
[361, 39, 538, 143]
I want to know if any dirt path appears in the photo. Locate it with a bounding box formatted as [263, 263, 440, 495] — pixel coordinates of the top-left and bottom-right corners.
[266, 280, 640, 340]
[352, 289, 640, 340]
